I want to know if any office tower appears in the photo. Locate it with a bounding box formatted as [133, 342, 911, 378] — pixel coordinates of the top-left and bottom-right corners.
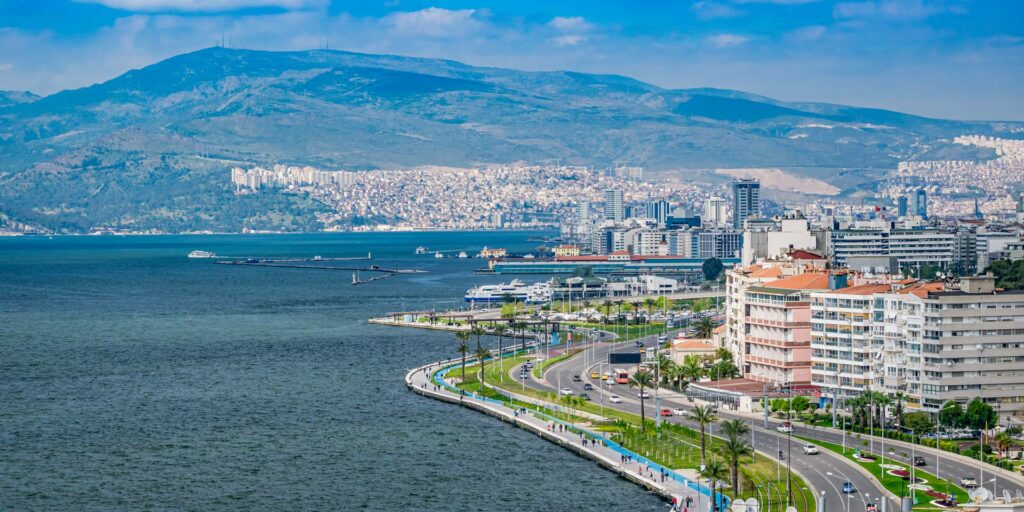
[703, 197, 727, 226]
[897, 196, 908, 218]
[1017, 193, 1024, 223]
[576, 201, 591, 224]
[646, 200, 670, 227]
[604, 188, 624, 222]
[732, 178, 761, 229]
[912, 188, 928, 220]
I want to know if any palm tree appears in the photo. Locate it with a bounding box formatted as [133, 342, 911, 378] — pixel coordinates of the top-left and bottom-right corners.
[600, 301, 614, 325]
[470, 324, 487, 352]
[682, 354, 705, 383]
[688, 404, 718, 463]
[994, 431, 1014, 458]
[720, 418, 750, 439]
[630, 300, 644, 329]
[476, 345, 492, 389]
[455, 331, 471, 383]
[643, 297, 658, 337]
[628, 370, 656, 431]
[700, 456, 730, 512]
[493, 324, 509, 381]
[889, 391, 908, 426]
[512, 321, 528, 352]
[694, 316, 717, 339]
[719, 432, 754, 494]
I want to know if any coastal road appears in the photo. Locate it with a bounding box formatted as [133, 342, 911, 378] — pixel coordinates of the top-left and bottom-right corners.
[515, 332, 892, 512]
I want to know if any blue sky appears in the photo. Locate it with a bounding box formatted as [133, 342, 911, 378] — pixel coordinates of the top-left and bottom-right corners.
[1, 0, 1021, 120]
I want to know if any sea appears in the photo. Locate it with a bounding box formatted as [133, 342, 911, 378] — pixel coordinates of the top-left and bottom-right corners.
[0, 232, 664, 511]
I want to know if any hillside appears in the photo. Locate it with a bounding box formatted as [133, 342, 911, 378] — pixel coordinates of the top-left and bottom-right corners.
[0, 47, 1020, 232]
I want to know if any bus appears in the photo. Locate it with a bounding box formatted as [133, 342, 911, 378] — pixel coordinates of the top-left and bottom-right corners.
[615, 369, 630, 384]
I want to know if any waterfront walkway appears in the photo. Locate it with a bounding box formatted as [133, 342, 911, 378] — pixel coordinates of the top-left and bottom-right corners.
[406, 360, 716, 510]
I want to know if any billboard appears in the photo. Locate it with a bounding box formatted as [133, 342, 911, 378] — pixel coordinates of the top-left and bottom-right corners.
[608, 352, 642, 365]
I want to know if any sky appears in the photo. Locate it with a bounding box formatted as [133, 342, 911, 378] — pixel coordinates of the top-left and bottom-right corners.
[0, 0, 1022, 120]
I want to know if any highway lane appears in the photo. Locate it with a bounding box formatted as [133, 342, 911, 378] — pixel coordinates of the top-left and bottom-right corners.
[514, 332, 893, 512]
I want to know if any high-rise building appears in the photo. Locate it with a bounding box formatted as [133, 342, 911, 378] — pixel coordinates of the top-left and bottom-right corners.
[1017, 193, 1024, 223]
[703, 197, 727, 226]
[732, 178, 761, 229]
[912, 188, 928, 220]
[604, 189, 624, 222]
[897, 196, 908, 218]
[646, 200, 670, 227]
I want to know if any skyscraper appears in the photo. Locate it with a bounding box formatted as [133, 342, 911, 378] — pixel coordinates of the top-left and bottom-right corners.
[912, 188, 928, 220]
[703, 197, 727, 226]
[732, 178, 761, 229]
[646, 200, 670, 227]
[604, 188, 624, 222]
[897, 196, 908, 218]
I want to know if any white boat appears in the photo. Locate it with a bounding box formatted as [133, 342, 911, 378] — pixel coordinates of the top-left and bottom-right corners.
[415, 246, 429, 254]
[465, 279, 551, 304]
[457, 251, 469, 259]
[434, 251, 444, 259]
[188, 250, 216, 259]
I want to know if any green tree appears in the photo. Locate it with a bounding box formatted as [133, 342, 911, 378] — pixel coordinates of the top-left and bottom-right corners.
[702, 257, 725, 281]
[455, 331, 471, 382]
[965, 398, 998, 430]
[681, 354, 705, 383]
[994, 431, 1014, 458]
[718, 429, 754, 494]
[700, 457, 730, 512]
[694, 316, 717, 339]
[791, 395, 812, 413]
[986, 259, 1024, 290]
[628, 370, 656, 431]
[939, 401, 965, 428]
[493, 324, 509, 381]
[902, 411, 933, 434]
[688, 404, 718, 463]
[889, 391, 908, 424]
[475, 345, 492, 389]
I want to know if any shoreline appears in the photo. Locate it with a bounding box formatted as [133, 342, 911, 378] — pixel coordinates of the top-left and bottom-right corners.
[405, 358, 720, 507]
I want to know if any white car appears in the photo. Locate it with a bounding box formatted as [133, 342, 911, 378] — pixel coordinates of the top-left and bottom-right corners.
[672, 408, 687, 416]
[560, 387, 573, 395]
[776, 422, 793, 433]
[638, 391, 651, 399]
[609, 395, 623, 403]
[802, 443, 819, 455]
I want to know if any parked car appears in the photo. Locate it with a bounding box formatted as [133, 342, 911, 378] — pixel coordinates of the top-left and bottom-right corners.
[660, 408, 673, 417]
[802, 443, 819, 455]
[609, 395, 623, 403]
[560, 387, 573, 395]
[672, 408, 687, 416]
[961, 476, 978, 488]
[913, 456, 926, 466]
[583, 383, 594, 391]
[842, 482, 857, 494]
[776, 422, 793, 433]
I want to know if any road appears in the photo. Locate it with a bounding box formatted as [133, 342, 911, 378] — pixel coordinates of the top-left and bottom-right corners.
[508, 329, 892, 512]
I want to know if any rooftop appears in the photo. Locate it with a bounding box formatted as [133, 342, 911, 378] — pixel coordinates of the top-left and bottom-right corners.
[761, 272, 830, 291]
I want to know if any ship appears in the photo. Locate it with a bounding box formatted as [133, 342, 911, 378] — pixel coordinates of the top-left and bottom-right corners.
[187, 250, 216, 259]
[457, 251, 469, 259]
[464, 279, 551, 304]
[415, 246, 429, 254]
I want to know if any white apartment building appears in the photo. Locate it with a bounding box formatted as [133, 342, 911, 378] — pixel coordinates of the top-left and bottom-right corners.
[828, 224, 956, 269]
[742, 215, 821, 266]
[810, 276, 1024, 422]
[703, 197, 727, 226]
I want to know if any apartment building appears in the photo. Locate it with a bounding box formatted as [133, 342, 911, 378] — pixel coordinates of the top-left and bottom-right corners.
[829, 224, 956, 269]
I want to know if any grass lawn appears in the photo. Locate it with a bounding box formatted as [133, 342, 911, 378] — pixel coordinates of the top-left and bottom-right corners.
[567, 321, 666, 341]
[532, 348, 583, 378]
[795, 435, 968, 510]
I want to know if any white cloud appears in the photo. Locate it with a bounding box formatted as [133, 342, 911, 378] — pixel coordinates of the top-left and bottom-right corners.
[547, 16, 591, 32]
[786, 25, 827, 42]
[733, 0, 820, 4]
[549, 34, 586, 47]
[692, 1, 746, 20]
[75, 0, 324, 12]
[834, 0, 953, 21]
[383, 7, 482, 38]
[706, 34, 751, 47]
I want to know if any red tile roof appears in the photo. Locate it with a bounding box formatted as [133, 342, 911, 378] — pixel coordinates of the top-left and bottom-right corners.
[762, 272, 830, 290]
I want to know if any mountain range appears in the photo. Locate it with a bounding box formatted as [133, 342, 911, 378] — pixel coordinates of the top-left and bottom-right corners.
[1, 47, 1021, 233]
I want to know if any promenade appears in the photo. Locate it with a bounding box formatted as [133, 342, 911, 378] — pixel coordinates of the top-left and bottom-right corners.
[405, 359, 719, 510]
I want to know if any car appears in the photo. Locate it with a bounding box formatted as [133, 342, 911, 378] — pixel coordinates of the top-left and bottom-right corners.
[638, 391, 651, 399]
[591, 371, 600, 379]
[658, 335, 668, 342]
[601, 373, 610, 381]
[583, 383, 594, 391]
[524, 361, 534, 369]
[672, 408, 687, 416]
[609, 395, 623, 403]
[580, 393, 591, 401]
[635, 340, 644, 347]
[560, 387, 573, 395]
[776, 422, 793, 433]
[660, 408, 673, 417]
[802, 443, 819, 455]
[913, 456, 926, 466]
[961, 476, 978, 488]
[866, 503, 878, 512]
[842, 482, 857, 494]
[572, 375, 582, 382]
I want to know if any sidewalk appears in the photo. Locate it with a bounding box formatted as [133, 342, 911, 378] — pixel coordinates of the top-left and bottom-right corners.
[406, 360, 721, 510]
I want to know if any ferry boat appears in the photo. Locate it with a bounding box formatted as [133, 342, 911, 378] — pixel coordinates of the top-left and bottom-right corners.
[465, 279, 551, 304]
[415, 246, 429, 254]
[187, 250, 216, 259]
[457, 251, 469, 259]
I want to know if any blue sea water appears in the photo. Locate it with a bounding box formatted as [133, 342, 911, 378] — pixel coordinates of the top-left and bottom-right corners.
[0, 232, 663, 511]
